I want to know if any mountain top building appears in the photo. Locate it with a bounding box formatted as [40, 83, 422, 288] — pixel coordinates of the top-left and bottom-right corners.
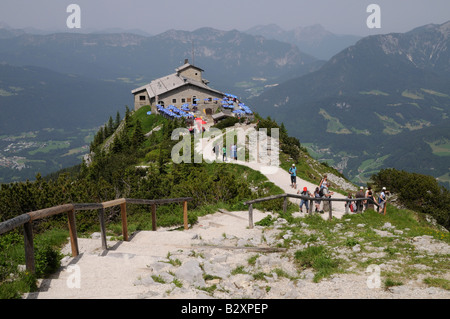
[131, 59, 225, 116]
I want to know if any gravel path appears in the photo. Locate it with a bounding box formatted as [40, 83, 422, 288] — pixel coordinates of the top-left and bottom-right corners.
[26, 209, 449, 299]
[24, 125, 449, 300]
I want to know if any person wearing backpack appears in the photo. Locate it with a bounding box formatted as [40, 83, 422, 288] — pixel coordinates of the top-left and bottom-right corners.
[298, 187, 312, 213]
[355, 186, 365, 213]
[313, 187, 322, 213]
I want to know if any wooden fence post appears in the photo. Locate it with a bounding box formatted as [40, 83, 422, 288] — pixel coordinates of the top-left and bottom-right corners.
[309, 199, 313, 214]
[23, 222, 35, 274]
[98, 208, 107, 250]
[120, 203, 128, 241]
[328, 200, 333, 221]
[248, 204, 253, 229]
[151, 204, 157, 231]
[183, 201, 188, 230]
[283, 196, 287, 213]
[67, 209, 79, 257]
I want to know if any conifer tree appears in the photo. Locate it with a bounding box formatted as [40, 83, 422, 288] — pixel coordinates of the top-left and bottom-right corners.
[114, 111, 121, 130]
[132, 119, 145, 148]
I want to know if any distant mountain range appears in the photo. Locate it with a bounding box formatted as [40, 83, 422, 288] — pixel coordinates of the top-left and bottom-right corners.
[1, 21, 449, 187]
[245, 24, 361, 60]
[0, 25, 319, 103]
[250, 21, 450, 187]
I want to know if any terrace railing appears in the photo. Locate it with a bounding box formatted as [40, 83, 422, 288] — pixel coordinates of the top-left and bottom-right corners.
[0, 197, 193, 274]
[244, 193, 381, 228]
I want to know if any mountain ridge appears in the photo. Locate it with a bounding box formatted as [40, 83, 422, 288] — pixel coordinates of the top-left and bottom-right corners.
[250, 21, 450, 186]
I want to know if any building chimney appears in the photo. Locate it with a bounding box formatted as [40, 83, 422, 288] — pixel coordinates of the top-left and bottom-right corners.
[185, 59, 189, 64]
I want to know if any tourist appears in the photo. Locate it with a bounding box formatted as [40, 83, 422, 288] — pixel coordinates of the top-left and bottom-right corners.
[298, 187, 312, 213]
[367, 190, 376, 210]
[319, 174, 328, 190]
[231, 144, 237, 160]
[378, 187, 387, 213]
[314, 187, 321, 212]
[355, 186, 365, 213]
[222, 146, 227, 162]
[289, 164, 297, 189]
[364, 186, 372, 211]
[321, 180, 334, 212]
[345, 193, 356, 213]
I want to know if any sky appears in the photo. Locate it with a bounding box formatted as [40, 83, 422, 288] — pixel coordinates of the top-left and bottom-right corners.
[0, 0, 449, 36]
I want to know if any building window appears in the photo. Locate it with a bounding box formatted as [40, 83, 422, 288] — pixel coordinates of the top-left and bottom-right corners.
[172, 99, 177, 103]
[139, 95, 146, 101]
[181, 98, 186, 103]
[187, 98, 192, 102]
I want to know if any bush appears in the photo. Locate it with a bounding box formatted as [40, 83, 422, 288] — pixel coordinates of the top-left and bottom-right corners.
[34, 244, 63, 278]
[371, 168, 450, 230]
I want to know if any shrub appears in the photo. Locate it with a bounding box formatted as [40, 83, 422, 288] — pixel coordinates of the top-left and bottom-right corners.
[34, 244, 63, 278]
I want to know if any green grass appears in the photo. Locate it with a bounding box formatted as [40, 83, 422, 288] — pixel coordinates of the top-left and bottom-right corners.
[294, 245, 341, 282]
[427, 138, 450, 157]
[360, 90, 389, 96]
[28, 141, 70, 155]
[402, 90, 424, 100]
[0, 228, 68, 299]
[423, 277, 450, 290]
[278, 205, 449, 285]
[319, 109, 352, 135]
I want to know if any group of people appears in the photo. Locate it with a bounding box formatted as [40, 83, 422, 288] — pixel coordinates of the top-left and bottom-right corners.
[346, 186, 387, 214]
[289, 164, 388, 214]
[214, 144, 238, 162]
[294, 172, 334, 214]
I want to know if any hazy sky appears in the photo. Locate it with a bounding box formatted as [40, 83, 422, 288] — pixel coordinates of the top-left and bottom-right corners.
[1, 0, 449, 36]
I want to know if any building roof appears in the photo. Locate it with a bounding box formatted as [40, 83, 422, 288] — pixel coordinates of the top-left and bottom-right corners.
[131, 62, 222, 98]
[175, 62, 204, 73]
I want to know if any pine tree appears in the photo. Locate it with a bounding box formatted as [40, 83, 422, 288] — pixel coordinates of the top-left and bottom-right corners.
[132, 119, 145, 148]
[107, 116, 114, 137]
[114, 111, 121, 130]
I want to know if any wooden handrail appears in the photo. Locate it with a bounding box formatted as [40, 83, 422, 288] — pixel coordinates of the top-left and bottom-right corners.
[244, 193, 381, 228]
[0, 197, 193, 274]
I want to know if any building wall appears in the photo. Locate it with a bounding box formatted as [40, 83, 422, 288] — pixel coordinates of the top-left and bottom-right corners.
[179, 67, 202, 82]
[134, 90, 150, 111]
[134, 84, 224, 114]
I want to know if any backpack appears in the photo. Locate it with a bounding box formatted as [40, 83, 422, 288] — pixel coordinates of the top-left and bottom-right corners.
[318, 188, 324, 197]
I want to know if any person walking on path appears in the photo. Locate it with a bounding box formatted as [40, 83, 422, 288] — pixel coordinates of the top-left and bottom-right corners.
[222, 146, 227, 162]
[319, 174, 329, 191]
[298, 187, 312, 213]
[289, 164, 297, 189]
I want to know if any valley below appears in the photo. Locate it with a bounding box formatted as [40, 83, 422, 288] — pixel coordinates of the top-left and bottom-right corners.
[0, 127, 96, 183]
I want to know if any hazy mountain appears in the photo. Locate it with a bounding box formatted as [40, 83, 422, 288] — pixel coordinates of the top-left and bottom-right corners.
[250, 21, 450, 185]
[0, 64, 130, 134]
[245, 24, 361, 60]
[0, 27, 318, 99]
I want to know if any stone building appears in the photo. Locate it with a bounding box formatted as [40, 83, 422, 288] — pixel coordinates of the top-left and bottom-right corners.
[131, 59, 224, 116]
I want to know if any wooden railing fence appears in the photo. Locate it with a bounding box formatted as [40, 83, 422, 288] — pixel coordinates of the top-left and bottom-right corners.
[244, 193, 381, 228]
[0, 197, 193, 274]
